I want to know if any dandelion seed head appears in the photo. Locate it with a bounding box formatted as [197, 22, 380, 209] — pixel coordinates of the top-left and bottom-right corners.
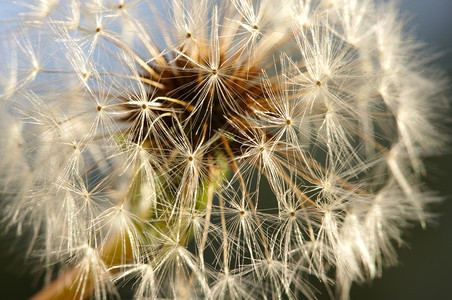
[0, 0, 448, 299]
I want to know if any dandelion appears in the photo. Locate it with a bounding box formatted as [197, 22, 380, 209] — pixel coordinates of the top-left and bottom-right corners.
[0, 0, 447, 299]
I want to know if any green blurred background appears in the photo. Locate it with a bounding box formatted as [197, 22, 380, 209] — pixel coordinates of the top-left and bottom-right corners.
[0, 0, 451, 299]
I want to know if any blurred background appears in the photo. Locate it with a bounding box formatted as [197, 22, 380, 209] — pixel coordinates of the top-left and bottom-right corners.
[0, 0, 451, 299]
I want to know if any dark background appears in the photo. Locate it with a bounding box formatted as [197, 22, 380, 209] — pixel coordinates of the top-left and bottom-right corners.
[0, 0, 451, 299]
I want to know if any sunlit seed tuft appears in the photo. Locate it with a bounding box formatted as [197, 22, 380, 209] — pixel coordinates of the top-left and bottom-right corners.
[0, 1, 447, 300]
